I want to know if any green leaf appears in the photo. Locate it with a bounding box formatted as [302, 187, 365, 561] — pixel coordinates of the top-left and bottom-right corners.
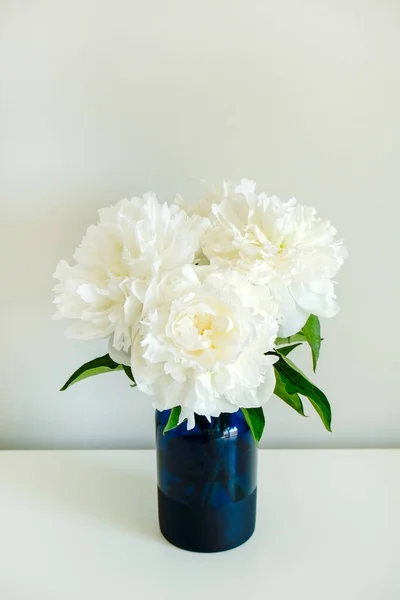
[241, 407, 265, 443]
[163, 407, 182, 434]
[60, 354, 123, 391]
[274, 354, 332, 432]
[122, 365, 136, 386]
[275, 333, 306, 346]
[274, 368, 305, 416]
[276, 342, 303, 357]
[302, 315, 321, 372]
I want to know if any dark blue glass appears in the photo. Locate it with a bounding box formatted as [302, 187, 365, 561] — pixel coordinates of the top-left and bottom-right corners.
[156, 409, 258, 553]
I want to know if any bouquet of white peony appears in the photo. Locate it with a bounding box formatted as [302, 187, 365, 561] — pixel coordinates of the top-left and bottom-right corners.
[54, 180, 347, 441]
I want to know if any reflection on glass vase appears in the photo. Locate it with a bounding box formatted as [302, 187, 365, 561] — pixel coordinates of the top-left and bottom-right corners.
[156, 409, 258, 553]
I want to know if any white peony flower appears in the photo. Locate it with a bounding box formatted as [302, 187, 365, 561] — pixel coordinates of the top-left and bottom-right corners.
[201, 180, 348, 336]
[123, 264, 279, 428]
[53, 194, 209, 351]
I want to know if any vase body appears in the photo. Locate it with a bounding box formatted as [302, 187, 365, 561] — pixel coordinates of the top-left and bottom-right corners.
[155, 410, 258, 553]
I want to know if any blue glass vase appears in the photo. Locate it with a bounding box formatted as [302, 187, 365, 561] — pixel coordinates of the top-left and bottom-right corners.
[156, 409, 258, 553]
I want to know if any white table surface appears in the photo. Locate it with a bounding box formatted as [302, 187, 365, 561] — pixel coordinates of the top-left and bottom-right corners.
[0, 450, 398, 600]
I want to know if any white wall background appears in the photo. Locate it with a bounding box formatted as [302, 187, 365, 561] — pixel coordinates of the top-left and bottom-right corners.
[1, 0, 399, 449]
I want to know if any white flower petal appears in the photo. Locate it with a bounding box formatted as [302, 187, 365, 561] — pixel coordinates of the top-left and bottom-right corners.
[271, 284, 309, 338]
[108, 338, 131, 366]
[234, 179, 256, 195]
[179, 407, 196, 430]
[289, 280, 339, 319]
